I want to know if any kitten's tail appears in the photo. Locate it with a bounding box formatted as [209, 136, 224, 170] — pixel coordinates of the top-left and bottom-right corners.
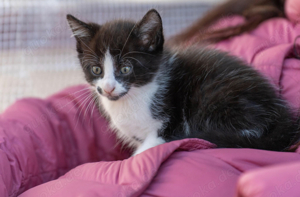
[166, 116, 300, 152]
[258, 118, 300, 151]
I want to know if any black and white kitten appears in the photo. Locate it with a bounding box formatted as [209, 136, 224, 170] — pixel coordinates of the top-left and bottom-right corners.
[67, 9, 299, 155]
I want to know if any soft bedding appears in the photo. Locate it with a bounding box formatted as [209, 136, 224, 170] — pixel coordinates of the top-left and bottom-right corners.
[2, 0, 300, 196]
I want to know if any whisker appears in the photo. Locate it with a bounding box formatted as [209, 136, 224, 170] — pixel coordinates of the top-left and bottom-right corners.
[65, 89, 93, 114]
[120, 24, 137, 58]
[70, 87, 92, 95]
[75, 93, 95, 127]
[81, 59, 98, 64]
[122, 51, 155, 58]
[81, 58, 98, 63]
[58, 87, 92, 111]
[77, 37, 100, 58]
[82, 53, 100, 60]
[124, 57, 149, 70]
[132, 69, 137, 80]
[84, 93, 97, 125]
[89, 94, 99, 127]
[111, 48, 121, 53]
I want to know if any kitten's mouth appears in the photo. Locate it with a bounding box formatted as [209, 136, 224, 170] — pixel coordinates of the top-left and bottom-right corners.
[106, 95, 121, 101]
[96, 86, 128, 101]
[101, 92, 127, 101]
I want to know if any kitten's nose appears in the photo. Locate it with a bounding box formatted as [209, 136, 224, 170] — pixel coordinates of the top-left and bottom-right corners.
[103, 84, 115, 94]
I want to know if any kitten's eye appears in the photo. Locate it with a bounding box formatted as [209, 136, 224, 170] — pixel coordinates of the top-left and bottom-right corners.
[91, 66, 102, 75]
[120, 66, 132, 75]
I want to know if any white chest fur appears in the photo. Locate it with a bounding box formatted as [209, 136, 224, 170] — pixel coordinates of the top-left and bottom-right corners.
[100, 80, 163, 148]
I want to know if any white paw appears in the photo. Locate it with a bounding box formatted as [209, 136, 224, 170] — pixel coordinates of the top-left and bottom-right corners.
[132, 137, 165, 156]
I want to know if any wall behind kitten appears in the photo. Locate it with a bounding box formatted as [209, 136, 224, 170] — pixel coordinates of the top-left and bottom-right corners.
[0, 0, 223, 112]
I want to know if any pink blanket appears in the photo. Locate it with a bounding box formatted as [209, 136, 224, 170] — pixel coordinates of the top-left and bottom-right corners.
[1, 0, 300, 196]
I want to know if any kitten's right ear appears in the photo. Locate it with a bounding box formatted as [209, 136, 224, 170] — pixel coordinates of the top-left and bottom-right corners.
[136, 9, 164, 51]
[66, 14, 99, 43]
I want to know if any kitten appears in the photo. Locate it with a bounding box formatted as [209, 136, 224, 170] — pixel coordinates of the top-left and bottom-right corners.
[67, 9, 299, 155]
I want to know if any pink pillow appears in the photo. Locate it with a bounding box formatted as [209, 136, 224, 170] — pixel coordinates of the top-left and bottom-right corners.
[286, 0, 300, 23]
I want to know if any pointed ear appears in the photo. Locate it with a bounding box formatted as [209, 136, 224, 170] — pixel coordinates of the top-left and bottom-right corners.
[136, 9, 164, 51]
[66, 14, 99, 43]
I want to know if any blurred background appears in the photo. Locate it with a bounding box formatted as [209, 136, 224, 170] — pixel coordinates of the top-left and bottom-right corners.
[0, 0, 223, 112]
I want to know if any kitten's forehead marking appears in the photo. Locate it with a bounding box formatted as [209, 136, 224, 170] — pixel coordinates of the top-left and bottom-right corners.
[97, 49, 127, 98]
[103, 49, 115, 80]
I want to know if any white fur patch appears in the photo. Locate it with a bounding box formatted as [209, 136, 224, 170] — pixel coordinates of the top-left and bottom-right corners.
[99, 76, 163, 150]
[95, 50, 165, 154]
[241, 130, 261, 138]
[183, 114, 190, 136]
[96, 50, 126, 96]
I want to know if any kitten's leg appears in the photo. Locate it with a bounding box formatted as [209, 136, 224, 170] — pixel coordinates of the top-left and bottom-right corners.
[133, 132, 165, 156]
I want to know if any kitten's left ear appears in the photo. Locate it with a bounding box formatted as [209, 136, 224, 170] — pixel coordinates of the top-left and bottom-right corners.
[136, 9, 164, 51]
[66, 14, 100, 43]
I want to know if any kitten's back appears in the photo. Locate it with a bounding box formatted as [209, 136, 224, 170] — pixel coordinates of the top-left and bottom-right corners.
[159, 47, 298, 151]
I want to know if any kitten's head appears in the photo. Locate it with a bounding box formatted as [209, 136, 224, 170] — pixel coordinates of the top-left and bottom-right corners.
[67, 9, 164, 101]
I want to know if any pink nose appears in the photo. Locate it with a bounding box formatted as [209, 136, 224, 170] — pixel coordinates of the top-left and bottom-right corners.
[103, 86, 115, 94]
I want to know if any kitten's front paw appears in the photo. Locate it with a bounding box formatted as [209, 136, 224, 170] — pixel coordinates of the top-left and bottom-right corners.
[132, 137, 165, 156]
[132, 148, 144, 156]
